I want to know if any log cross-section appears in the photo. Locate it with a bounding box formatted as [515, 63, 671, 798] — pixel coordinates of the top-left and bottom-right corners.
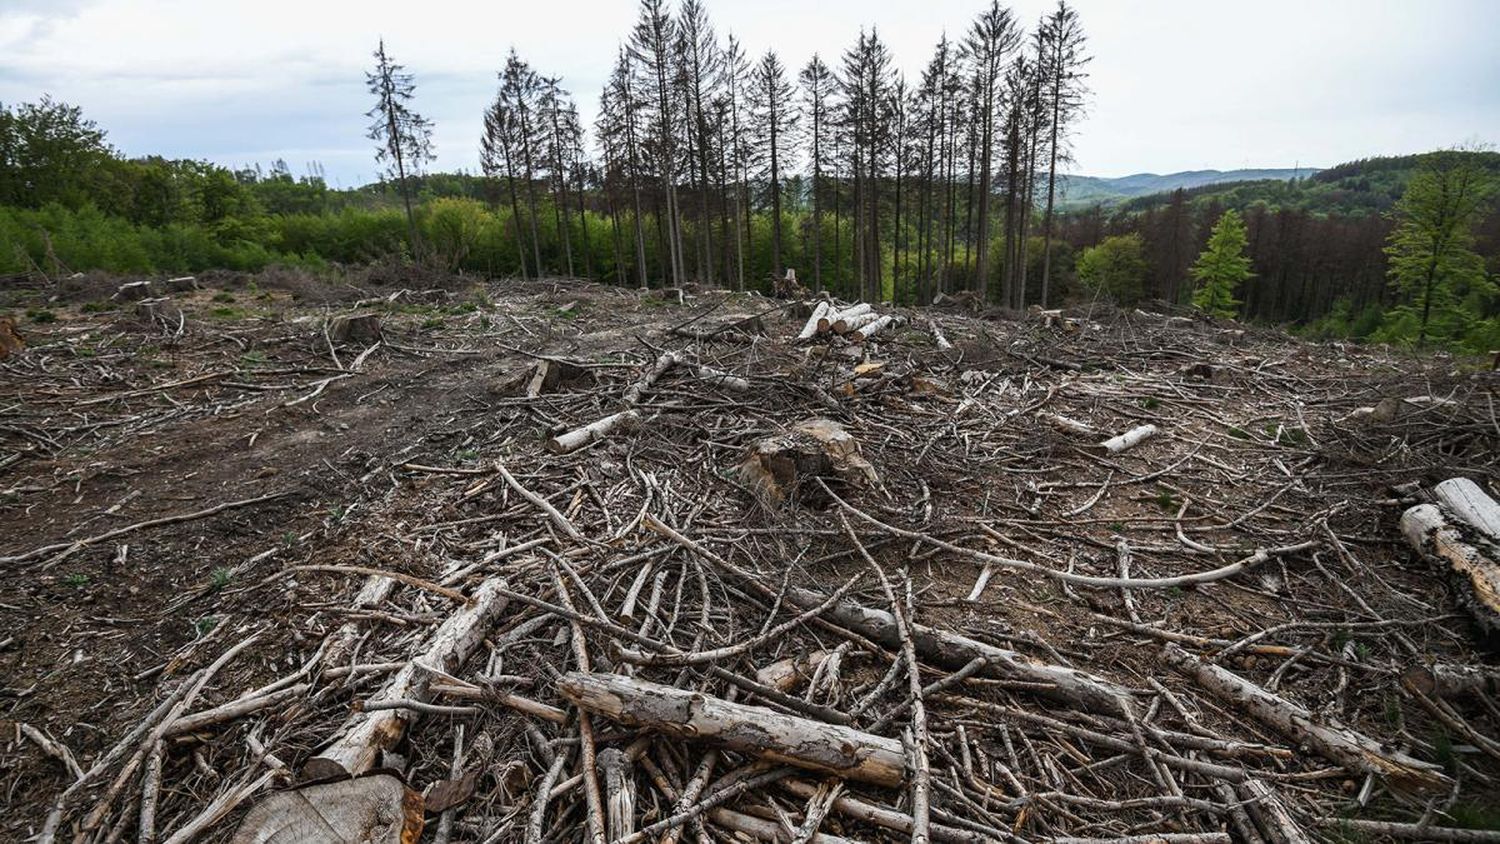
[558, 672, 906, 787]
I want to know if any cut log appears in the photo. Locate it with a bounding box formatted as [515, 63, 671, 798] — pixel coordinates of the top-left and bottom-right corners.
[925, 318, 953, 351]
[0, 315, 24, 361]
[229, 774, 423, 844]
[848, 314, 903, 342]
[1096, 423, 1158, 455]
[557, 672, 905, 787]
[735, 418, 880, 507]
[757, 651, 834, 693]
[693, 365, 752, 392]
[825, 303, 872, 333]
[1402, 663, 1500, 699]
[1434, 477, 1500, 543]
[327, 313, 382, 345]
[302, 579, 510, 781]
[546, 409, 641, 455]
[1162, 643, 1452, 793]
[1402, 503, 1500, 632]
[797, 301, 834, 341]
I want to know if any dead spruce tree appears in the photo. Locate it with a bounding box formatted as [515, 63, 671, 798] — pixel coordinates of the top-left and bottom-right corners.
[1035, 0, 1090, 308]
[365, 39, 434, 258]
[628, 0, 685, 287]
[749, 49, 797, 281]
[800, 54, 835, 292]
[959, 1, 1022, 304]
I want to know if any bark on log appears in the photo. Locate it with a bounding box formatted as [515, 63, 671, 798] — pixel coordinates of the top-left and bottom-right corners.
[848, 314, 903, 342]
[1237, 779, 1311, 844]
[557, 672, 906, 787]
[825, 303, 872, 334]
[1434, 477, 1500, 543]
[303, 579, 510, 780]
[1047, 414, 1097, 438]
[1162, 643, 1451, 793]
[1401, 503, 1500, 632]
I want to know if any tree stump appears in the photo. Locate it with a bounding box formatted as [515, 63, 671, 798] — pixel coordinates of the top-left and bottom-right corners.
[229, 774, 423, 844]
[164, 276, 199, 293]
[328, 313, 382, 345]
[135, 298, 181, 326]
[0, 316, 23, 361]
[736, 418, 879, 507]
[114, 280, 156, 301]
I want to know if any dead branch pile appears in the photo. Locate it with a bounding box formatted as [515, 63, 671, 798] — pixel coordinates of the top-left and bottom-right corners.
[5, 280, 1500, 844]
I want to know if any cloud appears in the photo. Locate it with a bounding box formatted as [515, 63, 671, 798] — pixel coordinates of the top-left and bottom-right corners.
[1, 0, 1496, 183]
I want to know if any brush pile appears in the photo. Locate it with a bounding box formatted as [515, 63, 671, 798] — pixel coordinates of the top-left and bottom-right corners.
[5, 280, 1500, 843]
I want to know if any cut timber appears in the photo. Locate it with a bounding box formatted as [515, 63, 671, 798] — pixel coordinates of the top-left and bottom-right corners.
[0, 315, 23, 361]
[1402, 663, 1500, 699]
[302, 579, 509, 780]
[546, 409, 641, 455]
[848, 314, 903, 342]
[327, 312, 382, 345]
[757, 651, 834, 693]
[925, 318, 953, 351]
[1162, 643, 1451, 793]
[1096, 423, 1158, 455]
[557, 672, 905, 787]
[736, 418, 879, 507]
[1401, 503, 1500, 633]
[229, 774, 423, 844]
[797, 301, 834, 341]
[824, 303, 872, 334]
[1434, 477, 1500, 543]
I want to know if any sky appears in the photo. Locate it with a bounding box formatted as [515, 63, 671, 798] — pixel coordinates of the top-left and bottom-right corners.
[1, 0, 1497, 188]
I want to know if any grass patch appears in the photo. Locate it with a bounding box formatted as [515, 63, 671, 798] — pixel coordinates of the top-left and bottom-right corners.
[211, 291, 236, 303]
[209, 306, 243, 320]
[26, 308, 57, 324]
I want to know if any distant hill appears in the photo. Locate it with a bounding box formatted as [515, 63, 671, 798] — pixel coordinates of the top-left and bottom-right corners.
[1058, 168, 1319, 208]
[1101, 151, 1500, 217]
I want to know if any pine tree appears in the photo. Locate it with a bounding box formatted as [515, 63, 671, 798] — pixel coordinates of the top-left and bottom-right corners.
[365, 40, 434, 256]
[1382, 150, 1492, 346]
[749, 49, 797, 279]
[1191, 209, 1252, 319]
[1036, 0, 1089, 308]
[960, 1, 1021, 303]
[799, 55, 835, 291]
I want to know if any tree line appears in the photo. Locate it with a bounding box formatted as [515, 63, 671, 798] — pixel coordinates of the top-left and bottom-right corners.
[365, 0, 1091, 306]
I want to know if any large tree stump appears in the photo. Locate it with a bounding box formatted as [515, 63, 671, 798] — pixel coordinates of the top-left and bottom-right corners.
[558, 672, 905, 786]
[229, 774, 423, 844]
[114, 280, 156, 301]
[736, 418, 879, 507]
[327, 313, 383, 345]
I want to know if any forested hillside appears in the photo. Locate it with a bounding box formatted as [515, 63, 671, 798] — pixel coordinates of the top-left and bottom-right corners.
[1056, 167, 1316, 208]
[1059, 152, 1500, 349]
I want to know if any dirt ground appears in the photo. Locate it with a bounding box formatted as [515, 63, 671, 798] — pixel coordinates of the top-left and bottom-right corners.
[2, 272, 1497, 842]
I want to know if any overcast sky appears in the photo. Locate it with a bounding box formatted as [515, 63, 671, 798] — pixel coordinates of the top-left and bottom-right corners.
[2, 0, 1496, 187]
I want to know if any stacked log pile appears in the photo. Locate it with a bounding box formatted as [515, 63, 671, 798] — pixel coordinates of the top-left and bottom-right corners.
[5, 283, 1499, 844]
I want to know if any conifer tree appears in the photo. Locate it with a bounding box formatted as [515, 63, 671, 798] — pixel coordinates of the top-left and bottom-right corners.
[366, 40, 434, 256]
[1191, 209, 1252, 319]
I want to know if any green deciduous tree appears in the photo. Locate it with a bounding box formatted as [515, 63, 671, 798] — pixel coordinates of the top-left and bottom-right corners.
[1191, 209, 1251, 319]
[1076, 232, 1145, 303]
[1380, 149, 1493, 347]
